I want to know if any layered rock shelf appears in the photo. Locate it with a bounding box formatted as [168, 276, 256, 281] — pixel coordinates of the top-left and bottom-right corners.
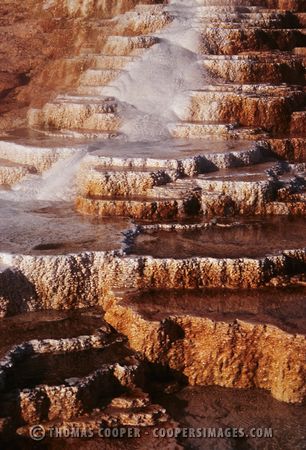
[0, 0, 305, 448]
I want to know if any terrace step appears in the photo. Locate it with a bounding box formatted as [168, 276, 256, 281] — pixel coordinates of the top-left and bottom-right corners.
[128, 216, 306, 259]
[267, 136, 306, 162]
[291, 109, 306, 134]
[76, 85, 115, 96]
[0, 133, 85, 172]
[0, 2, 305, 437]
[76, 161, 306, 217]
[101, 35, 160, 56]
[80, 68, 124, 86]
[76, 157, 282, 196]
[77, 166, 176, 197]
[102, 286, 306, 403]
[196, 161, 306, 214]
[29, 127, 119, 141]
[182, 86, 304, 131]
[28, 101, 120, 132]
[76, 188, 201, 221]
[0, 308, 107, 356]
[170, 122, 268, 140]
[82, 8, 171, 37]
[113, 8, 172, 34]
[198, 159, 306, 183]
[294, 46, 306, 55]
[0, 330, 158, 427]
[192, 3, 301, 12]
[81, 139, 271, 175]
[200, 52, 305, 84]
[201, 28, 305, 54]
[0, 158, 36, 188]
[194, 10, 302, 29]
[88, 54, 138, 70]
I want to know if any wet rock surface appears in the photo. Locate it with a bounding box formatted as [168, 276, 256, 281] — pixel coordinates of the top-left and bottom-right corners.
[0, 0, 305, 448]
[113, 286, 306, 334]
[0, 307, 107, 357]
[129, 216, 306, 258]
[153, 386, 306, 450]
[102, 288, 306, 404]
[0, 200, 131, 255]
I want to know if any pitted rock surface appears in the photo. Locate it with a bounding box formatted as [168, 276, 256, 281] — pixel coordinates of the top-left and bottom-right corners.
[0, 0, 305, 448]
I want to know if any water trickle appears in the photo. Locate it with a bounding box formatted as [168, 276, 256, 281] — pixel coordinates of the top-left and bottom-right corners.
[0, 149, 86, 202]
[36, 149, 87, 201]
[0, 0, 215, 202]
[102, 0, 211, 142]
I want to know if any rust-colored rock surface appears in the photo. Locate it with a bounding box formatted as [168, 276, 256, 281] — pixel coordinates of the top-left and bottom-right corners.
[0, 0, 305, 448]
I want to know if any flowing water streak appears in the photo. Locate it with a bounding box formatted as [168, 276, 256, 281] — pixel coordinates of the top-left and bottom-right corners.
[36, 149, 87, 201]
[0, 1, 212, 201]
[102, 0, 208, 142]
[0, 149, 87, 202]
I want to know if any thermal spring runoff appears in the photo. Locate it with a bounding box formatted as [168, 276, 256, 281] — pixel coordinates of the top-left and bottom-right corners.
[102, 0, 212, 142]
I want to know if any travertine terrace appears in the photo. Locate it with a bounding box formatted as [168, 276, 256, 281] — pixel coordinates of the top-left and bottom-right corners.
[0, 0, 305, 448]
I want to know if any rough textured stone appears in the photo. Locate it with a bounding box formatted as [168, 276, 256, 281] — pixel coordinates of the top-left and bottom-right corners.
[102, 289, 306, 404]
[0, 0, 305, 446]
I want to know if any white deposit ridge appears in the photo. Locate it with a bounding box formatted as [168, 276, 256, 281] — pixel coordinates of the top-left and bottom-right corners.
[0, 149, 87, 202]
[103, 0, 210, 142]
[0, 0, 215, 201]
